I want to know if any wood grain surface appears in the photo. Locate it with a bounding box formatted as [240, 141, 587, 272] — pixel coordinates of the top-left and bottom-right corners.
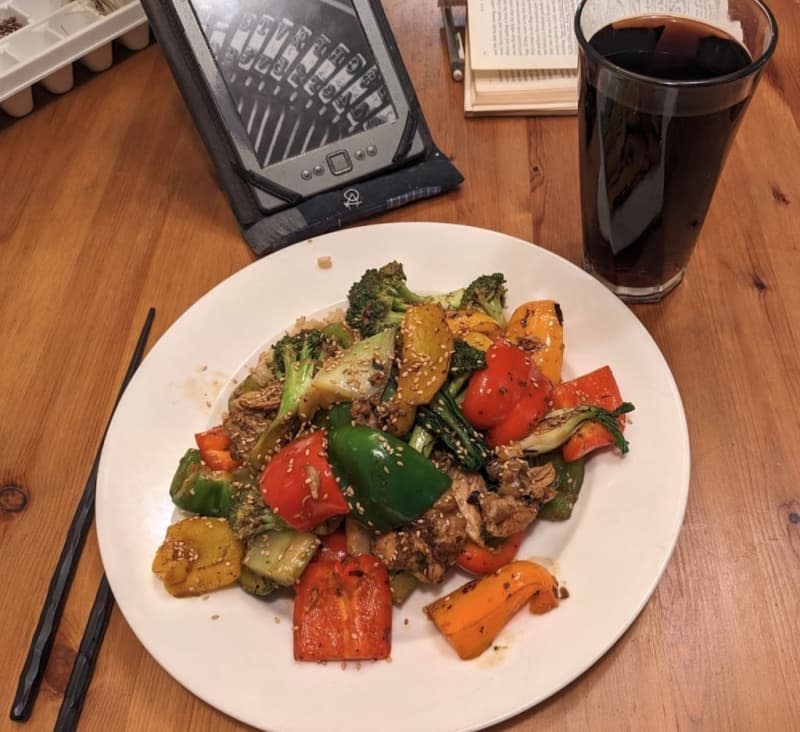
[1, 1, 799, 730]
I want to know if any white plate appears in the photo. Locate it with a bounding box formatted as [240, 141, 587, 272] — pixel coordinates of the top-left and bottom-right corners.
[97, 222, 689, 732]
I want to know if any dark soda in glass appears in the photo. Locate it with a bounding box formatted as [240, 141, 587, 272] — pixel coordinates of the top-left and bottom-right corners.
[578, 15, 753, 299]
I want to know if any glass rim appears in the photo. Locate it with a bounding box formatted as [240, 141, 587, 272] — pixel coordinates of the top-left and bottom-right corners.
[574, 0, 779, 89]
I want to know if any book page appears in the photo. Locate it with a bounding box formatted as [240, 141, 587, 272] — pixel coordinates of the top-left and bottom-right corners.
[580, 1, 741, 40]
[468, 0, 576, 70]
[467, 0, 740, 71]
[463, 28, 577, 115]
[473, 67, 577, 95]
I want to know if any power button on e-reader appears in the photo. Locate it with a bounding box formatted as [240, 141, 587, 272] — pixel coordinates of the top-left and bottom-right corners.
[326, 150, 353, 176]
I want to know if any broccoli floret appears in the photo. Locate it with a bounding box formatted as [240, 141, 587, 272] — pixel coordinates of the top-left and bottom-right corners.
[461, 273, 508, 327]
[414, 389, 491, 472]
[440, 340, 487, 399]
[449, 340, 487, 379]
[271, 329, 325, 382]
[345, 262, 425, 336]
[228, 470, 288, 541]
[345, 261, 463, 336]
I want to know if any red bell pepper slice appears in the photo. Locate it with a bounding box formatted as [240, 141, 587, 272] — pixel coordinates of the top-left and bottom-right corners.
[194, 425, 240, 472]
[316, 530, 349, 563]
[260, 430, 349, 531]
[552, 365, 625, 462]
[293, 554, 392, 662]
[456, 531, 525, 575]
[461, 341, 553, 447]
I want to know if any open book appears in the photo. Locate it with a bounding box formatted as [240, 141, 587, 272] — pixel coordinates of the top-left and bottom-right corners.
[460, 0, 740, 116]
[464, 0, 578, 116]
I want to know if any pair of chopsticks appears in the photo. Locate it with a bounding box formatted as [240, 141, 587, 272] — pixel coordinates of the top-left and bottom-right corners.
[10, 308, 156, 729]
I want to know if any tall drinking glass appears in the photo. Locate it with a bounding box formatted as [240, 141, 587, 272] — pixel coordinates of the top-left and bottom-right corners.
[575, 0, 777, 303]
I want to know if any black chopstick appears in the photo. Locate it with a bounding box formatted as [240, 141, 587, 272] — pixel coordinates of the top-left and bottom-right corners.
[10, 307, 155, 723]
[53, 574, 114, 732]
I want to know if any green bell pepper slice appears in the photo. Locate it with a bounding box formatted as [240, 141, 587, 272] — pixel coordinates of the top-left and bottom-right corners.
[326, 425, 451, 532]
[327, 402, 353, 430]
[534, 453, 586, 521]
[169, 448, 233, 517]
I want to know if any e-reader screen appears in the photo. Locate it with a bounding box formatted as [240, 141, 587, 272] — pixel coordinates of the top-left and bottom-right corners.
[193, 0, 400, 168]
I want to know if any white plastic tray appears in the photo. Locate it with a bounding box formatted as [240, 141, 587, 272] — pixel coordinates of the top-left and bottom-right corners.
[0, 0, 148, 117]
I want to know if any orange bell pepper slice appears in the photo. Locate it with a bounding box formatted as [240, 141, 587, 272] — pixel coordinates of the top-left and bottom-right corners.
[194, 425, 240, 472]
[552, 366, 625, 462]
[424, 560, 559, 660]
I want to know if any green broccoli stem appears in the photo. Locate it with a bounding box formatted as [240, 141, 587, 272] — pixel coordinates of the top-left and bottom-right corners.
[394, 281, 429, 305]
[391, 273, 463, 310]
[277, 357, 316, 416]
[250, 332, 325, 466]
[445, 373, 470, 399]
[408, 424, 435, 457]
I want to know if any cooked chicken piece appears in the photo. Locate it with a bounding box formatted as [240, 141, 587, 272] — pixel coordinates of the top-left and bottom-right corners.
[450, 459, 556, 540]
[224, 381, 283, 461]
[479, 495, 538, 537]
[493, 443, 524, 462]
[493, 458, 556, 501]
[234, 388, 281, 411]
[480, 459, 556, 537]
[373, 492, 467, 584]
[349, 398, 382, 429]
[348, 396, 418, 436]
[447, 468, 487, 546]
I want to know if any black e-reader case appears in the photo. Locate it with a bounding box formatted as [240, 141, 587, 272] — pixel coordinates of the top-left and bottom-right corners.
[140, 0, 464, 255]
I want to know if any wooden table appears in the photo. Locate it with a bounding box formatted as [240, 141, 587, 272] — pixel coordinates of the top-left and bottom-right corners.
[2, 1, 799, 729]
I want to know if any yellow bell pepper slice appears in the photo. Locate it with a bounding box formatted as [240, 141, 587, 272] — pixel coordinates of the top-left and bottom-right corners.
[446, 309, 504, 351]
[152, 516, 244, 597]
[396, 303, 454, 405]
[506, 300, 564, 385]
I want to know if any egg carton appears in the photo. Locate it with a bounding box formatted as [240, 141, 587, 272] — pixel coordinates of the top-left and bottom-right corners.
[0, 0, 148, 117]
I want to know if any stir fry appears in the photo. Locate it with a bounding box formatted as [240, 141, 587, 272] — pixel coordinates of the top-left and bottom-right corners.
[153, 262, 634, 662]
